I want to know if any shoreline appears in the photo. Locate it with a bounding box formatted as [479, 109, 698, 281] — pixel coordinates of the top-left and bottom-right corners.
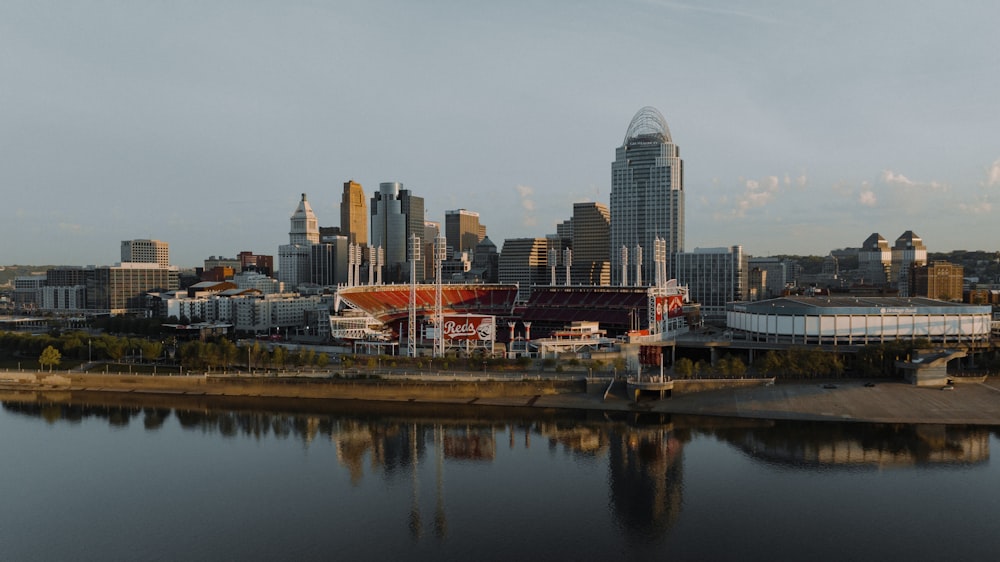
[3, 370, 1000, 426]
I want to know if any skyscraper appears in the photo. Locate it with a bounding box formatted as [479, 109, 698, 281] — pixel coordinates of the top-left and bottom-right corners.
[673, 246, 747, 323]
[858, 233, 891, 286]
[570, 202, 611, 286]
[121, 239, 170, 267]
[288, 193, 319, 245]
[610, 106, 684, 286]
[279, 193, 319, 289]
[445, 209, 484, 254]
[498, 237, 549, 301]
[891, 230, 927, 297]
[371, 182, 424, 283]
[340, 180, 368, 246]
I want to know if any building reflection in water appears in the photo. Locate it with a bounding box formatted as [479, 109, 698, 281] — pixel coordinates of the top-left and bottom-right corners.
[711, 421, 991, 468]
[2, 393, 993, 546]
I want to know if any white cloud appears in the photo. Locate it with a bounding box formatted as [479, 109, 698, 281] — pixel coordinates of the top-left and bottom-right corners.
[959, 196, 992, 215]
[881, 169, 948, 191]
[985, 159, 1000, 187]
[515, 184, 536, 227]
[730, 175, 781, 217]
[858, 190, 877, 207]
[515, 184, 535, 212]
[881, 170, 914, 186]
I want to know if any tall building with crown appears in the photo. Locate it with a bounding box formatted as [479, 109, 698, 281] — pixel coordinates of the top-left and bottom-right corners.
[340, 180, 368, 246]
[279, 193, 320, 289]
[610, 106, 684, 286]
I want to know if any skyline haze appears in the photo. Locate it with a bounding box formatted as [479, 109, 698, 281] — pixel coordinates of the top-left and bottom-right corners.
[3, 1, 999, 267]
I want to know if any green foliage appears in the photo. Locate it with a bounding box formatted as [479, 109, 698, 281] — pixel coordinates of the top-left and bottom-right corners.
[753, 348, 844, 379]
[717, 355, 746, 377]
[272, 346, 288, 369]
[138, 340, 163, 362]
[316, 353, 330, 368]
[674, 357, 694, 378]
[39, 345, 61, 372]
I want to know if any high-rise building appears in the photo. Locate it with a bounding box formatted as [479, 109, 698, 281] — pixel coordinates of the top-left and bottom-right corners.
[858, 233, 891, 286]
[289, 193, 320, 245]
[912, 261, 963, 301]
[310, 236, 350, 287]
[673, 246, 747, 323]
[279, 193, 320, 289]
[445, 209, 484, 254]
[88, 262, 179, 315]
[121, 239, 170, 267]
[747, 257, 788, 299]
[498, 237, 550, 301]
[610, 106, 684, 286]
[340, 180, 368, 246]
[570, 202, 611, 286]
[423, 221, 441, 281]
[371, 182, 424, 283]
[472, 236, 499, 283]
[891, 230, 927, 297]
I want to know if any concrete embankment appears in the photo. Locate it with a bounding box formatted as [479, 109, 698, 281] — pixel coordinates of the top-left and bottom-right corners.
[4, 371, 1000, 426]
[0, 371, 585, 403]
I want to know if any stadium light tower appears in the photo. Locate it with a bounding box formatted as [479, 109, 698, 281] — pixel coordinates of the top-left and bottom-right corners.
[434, 234, 447, 358]
[408, 234, 421, 358]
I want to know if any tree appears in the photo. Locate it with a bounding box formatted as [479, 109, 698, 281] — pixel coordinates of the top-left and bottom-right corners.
[39, 345, 61, 372]
[674, 357, 694, 378]
[138, 340, 164, 363]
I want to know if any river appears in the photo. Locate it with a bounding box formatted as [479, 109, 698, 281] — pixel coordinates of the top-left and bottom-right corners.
[0, 392, 997, 561]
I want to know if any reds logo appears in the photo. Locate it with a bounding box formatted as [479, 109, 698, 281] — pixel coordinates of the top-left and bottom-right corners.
[442, 316, 494, 340]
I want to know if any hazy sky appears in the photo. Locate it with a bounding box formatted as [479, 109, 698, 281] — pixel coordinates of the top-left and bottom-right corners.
[3, 1, 999, 267]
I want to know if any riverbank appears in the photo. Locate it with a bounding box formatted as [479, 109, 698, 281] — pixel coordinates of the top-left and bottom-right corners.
[2, 370, 1000, 426]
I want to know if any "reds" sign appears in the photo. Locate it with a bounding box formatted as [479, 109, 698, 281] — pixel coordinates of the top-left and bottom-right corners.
[442, 315, 494, 341]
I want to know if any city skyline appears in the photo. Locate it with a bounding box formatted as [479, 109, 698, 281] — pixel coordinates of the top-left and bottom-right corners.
[3, 1, 1000, 267]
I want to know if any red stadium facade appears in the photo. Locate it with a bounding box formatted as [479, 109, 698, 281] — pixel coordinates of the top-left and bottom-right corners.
[336, 283, 692, 343]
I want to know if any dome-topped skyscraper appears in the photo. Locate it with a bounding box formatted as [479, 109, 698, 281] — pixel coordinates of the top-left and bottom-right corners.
[610, 106, 684, 286]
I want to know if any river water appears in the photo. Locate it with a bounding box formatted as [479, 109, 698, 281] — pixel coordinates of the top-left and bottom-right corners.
[1, 392, 997, 562]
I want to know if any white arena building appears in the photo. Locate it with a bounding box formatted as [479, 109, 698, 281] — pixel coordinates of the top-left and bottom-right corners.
[726, 296, 992, 345]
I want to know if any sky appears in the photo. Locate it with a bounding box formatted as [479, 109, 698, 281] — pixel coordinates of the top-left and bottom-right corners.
[3, 0, 999, 267]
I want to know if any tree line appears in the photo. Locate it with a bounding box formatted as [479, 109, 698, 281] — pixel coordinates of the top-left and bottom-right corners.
[0, 331, 332, 373]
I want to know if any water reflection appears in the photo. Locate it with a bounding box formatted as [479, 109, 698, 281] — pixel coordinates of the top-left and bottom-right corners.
[711, 421, 991, 468]
[0, 391, 992, 550]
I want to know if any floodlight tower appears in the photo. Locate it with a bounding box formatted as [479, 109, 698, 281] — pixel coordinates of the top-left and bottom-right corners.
[353, 243, 363, 286]
[408, 234, 421, 358]
[634, 245, 643, 287]
[549, 248, 558, 286]
[654, 238, 667, 287]
[433, 234, 447, 358]
[563, 249, 572, 287]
